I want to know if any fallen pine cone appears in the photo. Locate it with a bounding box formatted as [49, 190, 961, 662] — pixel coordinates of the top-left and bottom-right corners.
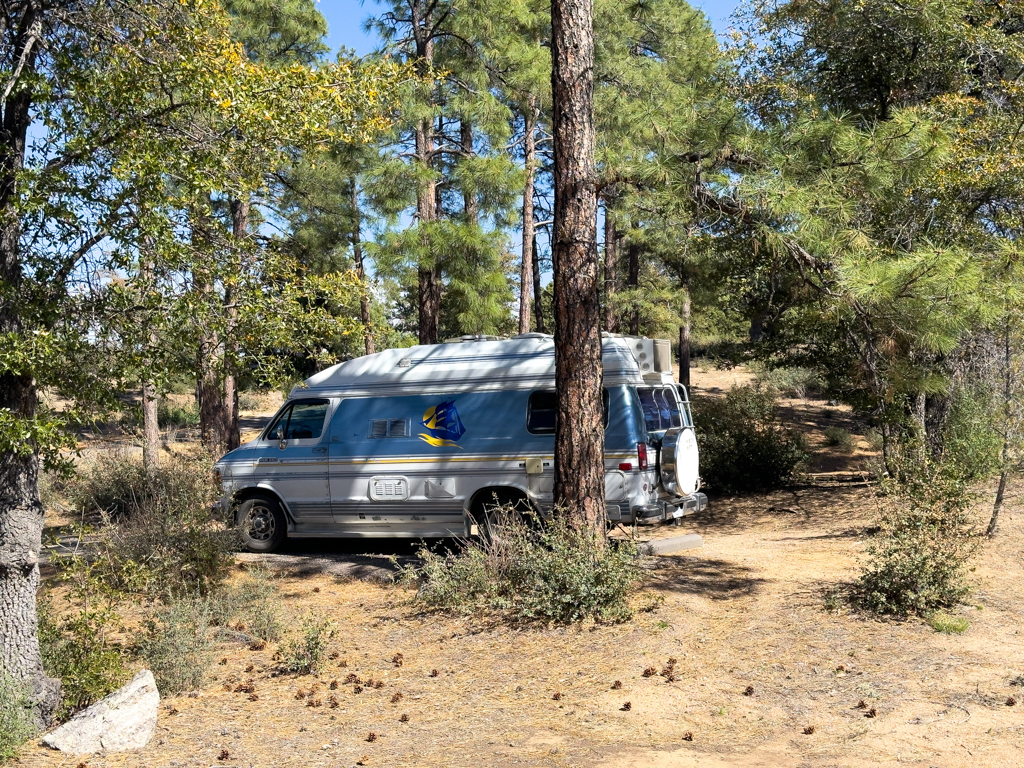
[642, 666, 657, 678]
[306, 698, 322, 708]
[392, 653, 404, 667]
[611, 680, 622, 690]
[374, 680, 385, 690]
[366, 732, 378, 742]
[430, 669, 440, 678]
[249, 640, 266, 651]
[244, 664, 254, 673]
[391, 692, 403, 704]
[329, 651, 339, 660]
[682, 732, 693, 742]
[345, 673, 360, 684]
[313, 587, 320, 593]
[218, 658, 227, 666]
[865, 708, 877, 718]
[552, 692, 562, 701]
[353, 685, 363, 694]
[339, 660, 348, 668]
[247, 693, 259, 702]
[621, 701, 632, 711]
[295, 689, 307, 700]
[218, 749, 230, 760]
[743, 685, 754, 697]
[399, 713, 409, 722]
[329, 679, 339, 690]
[1007, 696, 1018, 707]
[166, 706, 179, 716]
[328, 695, 339, 709]
[356, 756, 368, 766]
[803, 726, 815, 735]
[856, 700, 867, 709]
[234, 680, 256, 694]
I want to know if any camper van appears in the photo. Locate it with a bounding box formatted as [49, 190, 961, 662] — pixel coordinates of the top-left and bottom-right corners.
[214, 333, 706, 552]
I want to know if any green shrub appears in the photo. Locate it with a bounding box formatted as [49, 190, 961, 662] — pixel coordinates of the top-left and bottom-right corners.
[237, 391, 265, 412]
[136, 596, 216, 694]
[692, 384, 807, 494]
[856, 446, 979, 616]
[927, 611, 969, 634]
[405, 509, 645, 625]
[824, 426, 856, 452]
[158, 398, 199, 428]
[38, 554, 131, 719]
[235, 566, 284, 643]
[754, 365, 822, 399]
[69, 452, 236, 598]
[0, 673, 36, 763]
[279, 614, 336, 675]
[941, 386, 1002, 482]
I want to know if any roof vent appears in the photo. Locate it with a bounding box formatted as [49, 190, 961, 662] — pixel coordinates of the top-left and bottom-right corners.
[397, 358, 412, 368]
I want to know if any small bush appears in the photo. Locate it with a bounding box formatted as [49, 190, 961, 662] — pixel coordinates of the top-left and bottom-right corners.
[692, 384, 807, 494]
[38, 555, 131, 719]
[0, 673, 36, 763]
[824, 426, 856, 452]
[279, 614, 336, 675]
[158, 398, 199, 428]
[864, 429, 884, 452]
[855, 446, 979, 616]
[940, 386, 1002, 482]
[927, 611, 969, 634]
[231, 565, 284, 643]
[69, 451, 235, 598]
[405, 509, 645, 625]
[135, 596, 216, 694]
[754, 365, 822, 399]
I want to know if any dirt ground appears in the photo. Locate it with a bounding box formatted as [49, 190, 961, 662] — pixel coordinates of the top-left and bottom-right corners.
[21, 363, 1024, 768]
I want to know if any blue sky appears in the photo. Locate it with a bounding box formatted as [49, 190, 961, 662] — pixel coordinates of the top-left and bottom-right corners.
[318, 0, 740, 57]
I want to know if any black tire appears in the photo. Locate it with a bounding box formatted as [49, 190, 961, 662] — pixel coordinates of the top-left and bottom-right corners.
[470, 489, 533, 542]
[236, 494, 287, 553]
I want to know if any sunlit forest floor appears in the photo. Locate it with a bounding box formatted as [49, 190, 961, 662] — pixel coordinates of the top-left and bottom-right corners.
[24, 363, 1024, 768]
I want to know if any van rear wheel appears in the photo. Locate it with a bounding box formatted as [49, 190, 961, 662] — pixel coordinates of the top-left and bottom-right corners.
[470, 489, 533, 543]
[236, 494, 286, 553]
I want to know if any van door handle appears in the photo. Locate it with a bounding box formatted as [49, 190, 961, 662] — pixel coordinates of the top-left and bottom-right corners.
[312, 447, 328, 455]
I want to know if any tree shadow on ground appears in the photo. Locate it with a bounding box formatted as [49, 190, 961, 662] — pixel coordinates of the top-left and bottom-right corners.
[649, 556, 769, 600]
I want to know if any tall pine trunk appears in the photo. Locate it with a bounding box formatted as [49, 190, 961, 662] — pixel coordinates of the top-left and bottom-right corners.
[603, 194, 617, 332]
[626, 239, 640, 335]
[413, 1, 440, 345]
[679, 281, 691, 390]
[518, 99, 538, 335]
[532, 234, 545, 333]
[351, 181, 374, 356]
[0, 2, 61, 721]
[551, 0, 604, 530]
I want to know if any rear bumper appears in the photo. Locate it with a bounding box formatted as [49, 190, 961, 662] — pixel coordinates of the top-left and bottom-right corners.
[632, 492, 708, 524]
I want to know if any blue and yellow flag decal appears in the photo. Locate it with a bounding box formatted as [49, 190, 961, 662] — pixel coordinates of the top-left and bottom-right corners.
[419, 399, 466, 448]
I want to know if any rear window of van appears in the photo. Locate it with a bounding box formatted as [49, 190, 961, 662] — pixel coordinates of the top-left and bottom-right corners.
[636, 387, 682, 431]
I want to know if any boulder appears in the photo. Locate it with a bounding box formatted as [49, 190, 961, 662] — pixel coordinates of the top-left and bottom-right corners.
[639, 533, 704, 556]
[42, 670, 159, 753]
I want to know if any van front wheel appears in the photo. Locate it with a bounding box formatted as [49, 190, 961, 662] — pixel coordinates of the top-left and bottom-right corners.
[236, 495, 286, 553]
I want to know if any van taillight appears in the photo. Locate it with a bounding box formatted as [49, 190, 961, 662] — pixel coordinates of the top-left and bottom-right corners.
[637, 442, 649, 470]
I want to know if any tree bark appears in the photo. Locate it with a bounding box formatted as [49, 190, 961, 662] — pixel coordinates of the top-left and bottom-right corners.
[193, 208, 227, 456]
[223, 197, 248, 453]
[0, 0, 61, 722]
[679, 282, 691, 390]
[518, 98, 538, 335]
[351, 181, 374, 356]
[551, 0, 604, 531]
[603, 194, 618, 333]
[140, 255, 161, 471]
[532, 234, 545, 333]
[413, 0, 439, 345]
[626, 239, 640, 335]
[988, 319, 1013, 538]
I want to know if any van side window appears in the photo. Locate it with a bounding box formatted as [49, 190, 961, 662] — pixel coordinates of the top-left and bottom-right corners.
[527, 390, 610, 434]
[266, 399, 329, 440]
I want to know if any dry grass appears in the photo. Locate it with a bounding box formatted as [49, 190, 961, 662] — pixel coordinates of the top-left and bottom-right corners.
[25, 364, 1024, 767]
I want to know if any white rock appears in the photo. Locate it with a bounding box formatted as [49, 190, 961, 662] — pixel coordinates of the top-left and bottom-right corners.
[42, 670, 160, 753]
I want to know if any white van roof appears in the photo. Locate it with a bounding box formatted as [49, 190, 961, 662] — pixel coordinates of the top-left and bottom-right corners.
[293, 334, 673, 399]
